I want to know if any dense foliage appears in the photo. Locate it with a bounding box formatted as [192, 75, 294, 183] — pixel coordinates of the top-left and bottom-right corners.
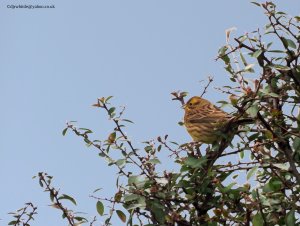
[8, 2, 300, 226]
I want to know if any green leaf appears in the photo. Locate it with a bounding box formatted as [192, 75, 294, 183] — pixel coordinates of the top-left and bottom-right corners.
[268, 50, 285, 53]
[62, 128, 68, 136]
[148, 200, 165, 224]
[240, 52, 247, 66]
[295, 16, 300, 22]
[252, 213, 264, 226]
[124, 194, 141, 202]
[246, 104, 259, 118]
[282, 37, 297, 49]
[116, 210, 126, 223]
[93, 188, 102, 193]
[128, 175, 146, 188]
[50, 192, 55, 202]
[232, 174, 238, 179]
[144, 146, 153, 152]
[58, 194, 77, 205]
[247, 166, 258, 180]
[122, 119, 134, 124]
[269, 178, 282, 191]
[239, 150, 244, 159]
[127, 197, 146, 210]
[273, 163, 289, 171]
[115, 159, 126, 168]
[148, 158, 161, 165]
[108, 107, 116, 115]
[96, 201, 104, 216]
[266, 42, 273, 49]
[184, 156, 207, 169]
[105, 96, 113, 103]
[219, 182, 236, 193]
[251, 2, 261, 7]
[244, 64, 255, 72]
[285, 209, 295, 226]
[252, 49, 263, 58]
[218, 45, 228, 55]
[293, 137, 300, 151]
[74, 216, 88, 222]
[208, 222, 218, 226]
[178, 121, 184, 126]
[8, 221, 18, 225]
[260, 87, 279, 97]
[271, 64, 291, 71]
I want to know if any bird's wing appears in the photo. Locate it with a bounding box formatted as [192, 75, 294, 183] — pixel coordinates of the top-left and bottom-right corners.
[187, 105, 231, 124]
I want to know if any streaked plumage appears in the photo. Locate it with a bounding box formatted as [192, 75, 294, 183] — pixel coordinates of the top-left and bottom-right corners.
[184, 96, 232, 143]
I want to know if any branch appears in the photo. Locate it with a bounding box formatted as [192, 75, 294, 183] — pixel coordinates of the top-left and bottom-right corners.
[38, 172, 75, 226]
[200, 76, 214, 97]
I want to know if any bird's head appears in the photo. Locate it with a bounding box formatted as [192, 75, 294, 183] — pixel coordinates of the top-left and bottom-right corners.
[183, 96, 210, 110]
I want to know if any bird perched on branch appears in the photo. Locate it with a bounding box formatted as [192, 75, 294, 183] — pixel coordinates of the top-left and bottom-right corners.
[184, 96, 250, 144]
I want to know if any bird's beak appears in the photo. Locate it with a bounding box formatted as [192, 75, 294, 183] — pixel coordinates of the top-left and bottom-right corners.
[181, 104, 186, 109]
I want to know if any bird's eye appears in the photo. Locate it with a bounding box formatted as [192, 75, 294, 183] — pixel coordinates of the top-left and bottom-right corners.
[189, 102, 193, 106]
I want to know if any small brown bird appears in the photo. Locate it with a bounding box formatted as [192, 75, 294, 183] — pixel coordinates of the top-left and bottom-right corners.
[184, 96, 232, 144]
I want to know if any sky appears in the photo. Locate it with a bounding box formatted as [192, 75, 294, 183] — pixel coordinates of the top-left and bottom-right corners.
[0, 1, 299, 225]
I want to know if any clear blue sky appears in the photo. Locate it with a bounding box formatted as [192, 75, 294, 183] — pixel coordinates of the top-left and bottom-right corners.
[0, 1, 298, 225]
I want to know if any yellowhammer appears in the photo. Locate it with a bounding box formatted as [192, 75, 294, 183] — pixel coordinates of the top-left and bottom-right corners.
[184, 96, 232, 144]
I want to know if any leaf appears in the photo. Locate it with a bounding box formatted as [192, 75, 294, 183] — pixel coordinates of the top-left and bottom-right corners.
[116, 210, 126, 223]
[295, 16, 300, 22]
[96, 201, 104, 216]
[271, 64, 291, 71]
[114, 191, 122, 202]
[266, 42, 273, 49]
[293, 137, 300, 151]
[184, 156, 207, 169]
[148, 200, 165, 224]
[93, 188, 102, 193]
[108, 107, 116, 115]
[239, 150, 245, 159]
[244, 64, 255, 71]
[219, 182, 236, 193]
[251, 2, 261, 7]
[260, 88, 279, 97]
[128, 175, 146, 188]
[74, 216, 88, 222]
[144, 146, 152, 152]
[122, 119, 134, 124]
[178, 121, 184, 126]
[115, 159, 126, 168]
[62, 128, 68, 136]
[247, 166, 258, 180]
[269, 178, 282, 191]
[232, 174, 238, 179]
[273, 163, 289, 171]
[126, 197, 146, 210]
[246, 104, 259, 118]
[240, 52, 247, 66]
[58, 194, 77, 205]
[268, 50, 285, 53]
[105, 96, 113, 103]
[282, 37, 297, 49]
[218, 45, 228, 55]
[285, 209, 295, 226]
[123, 194, 140, 202]
[148, 158, 161, 165]
[252, 49, 263, 58]
[50, 192, 55, 202]
[107, 132, 116, 144]
[252, 213, 264, 226]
